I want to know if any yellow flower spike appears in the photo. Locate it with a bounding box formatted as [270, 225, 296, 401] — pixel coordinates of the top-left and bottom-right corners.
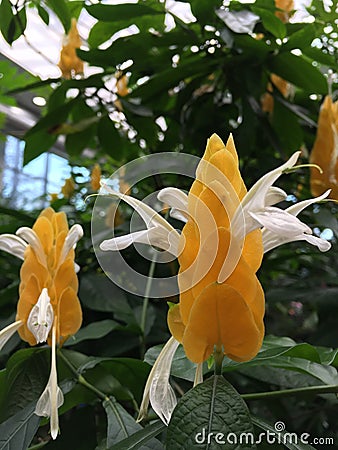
[100, 133, 332, 425]
[91, 163, 102, 191]
[58, 18, 84, 79]
[275, 0, 294, 23]
[0, 207, 83, 439]
[310, 95, 338, 200]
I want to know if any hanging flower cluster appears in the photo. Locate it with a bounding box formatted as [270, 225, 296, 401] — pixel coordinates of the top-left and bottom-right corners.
[58, 18, 84, 79]
[99, 133, 331, 424]
[310, 94, 338, 200]
[0, 207, 83, 439]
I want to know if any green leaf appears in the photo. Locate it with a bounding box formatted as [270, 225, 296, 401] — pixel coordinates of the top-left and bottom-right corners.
[3, 348, 50, 419]
[167, 375, 256, 449]
[0, 403, 40, 450]
[63, 320, 120, 347]
[272, 100, 303, 152]
[23, 130, 57, 165]
[103, 397, 142, 447]
[0, 0, 26, 45]
[282, 25, 316, 51]
[97, 115, 126, 158]
[189, 0, 221, 26]
[252, 416, 317, 450]
[45, 0, 71, 32]
[268, 53, 327, 93]
[86, 4, 162, 22]
[112, 420, 165, 450]
[37, 4, 49, 26]
[252, 7, 287, 38]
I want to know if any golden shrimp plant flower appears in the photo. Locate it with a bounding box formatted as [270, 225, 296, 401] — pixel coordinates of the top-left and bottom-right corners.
[100, 134, 331, 425]
[0, 207, 83, 439]
[310, 94, 338, 200]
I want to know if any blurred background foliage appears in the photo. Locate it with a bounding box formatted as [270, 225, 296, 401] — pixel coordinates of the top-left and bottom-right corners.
[0, 0, 337, 448]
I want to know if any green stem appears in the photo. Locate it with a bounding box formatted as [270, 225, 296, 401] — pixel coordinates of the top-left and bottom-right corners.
[140, 254, 157, 358]
[58, 349, 109, 401]
[242, 384, 338, 400]
[214, 345, 224, 376]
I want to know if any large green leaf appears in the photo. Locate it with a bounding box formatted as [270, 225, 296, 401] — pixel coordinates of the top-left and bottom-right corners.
[2, 348, 50, 420]
[252, 6, 286, 38]
[86, 4, 162, 22]
[45, 0, 71, 32]
[282, 24, 316, 51]
[252, 416, 317, 450]
[189, 0, 221, 26]
[112, 420, 165, 450]
[103, 397, 144, 447]
[0, 403, 40, 450]
[268, 53, 327, 93]
[63, 320, 120, 347]
[167, 375, 256, 449]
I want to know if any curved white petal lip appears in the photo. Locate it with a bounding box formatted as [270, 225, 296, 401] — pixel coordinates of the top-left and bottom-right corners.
[59, 224, 84, 266]
[16, 227, 47, 267]
[158, 187, 189, 223]
[0, 320, 23, 351]
[99, 185, 180, 257]
[137, 336, 179, 425]
[0, 234, 27, 260]
[261, 190, 332, 253]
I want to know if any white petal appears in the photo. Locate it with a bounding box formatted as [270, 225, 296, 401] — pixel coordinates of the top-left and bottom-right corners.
[27, 288, 54, 344]
[157, 188, 189, 222]
[59, 224, 83, 266]
[100, 226, 179, 257]
[241, 152, 300, 214]
[216, 9, 260, 33]
[299, 233, 331, 252]
[193, 363, 203, 387]
[102, 184, 174, 232]
[35, 323, 64, 440]
[0, 234, 27, 260]
[137, 337, 179, 425]
[250, 207, 312, 237]
[16, 227, 47, 267]
[0, 320, 23, 351]
[285, 190, 331, 217]
[265, 187, 287, 206]
[263, 229, 331, 253]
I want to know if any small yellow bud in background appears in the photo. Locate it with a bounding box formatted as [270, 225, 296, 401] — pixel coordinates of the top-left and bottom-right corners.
[90, 164, 102, 191]
[58, 18, 84, 79]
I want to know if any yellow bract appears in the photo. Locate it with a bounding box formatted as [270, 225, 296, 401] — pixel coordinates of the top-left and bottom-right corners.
[58, 18, 84, 79]
[310, 95, 338, 200]
[91, 163, 102, 191]
[16, 208, 82, 346]
[168, 134, 265, 363]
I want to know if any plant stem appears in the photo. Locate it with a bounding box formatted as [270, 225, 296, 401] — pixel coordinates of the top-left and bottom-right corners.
[242, 384, 338, 400]
[214, 345, 224, 376]
[58, 349, 109, 401]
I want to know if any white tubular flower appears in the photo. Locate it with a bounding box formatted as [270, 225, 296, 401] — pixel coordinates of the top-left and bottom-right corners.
[262, 190, 332, 253]
[0, 234, 27, 260]
[233, 151, 301, 236]
[35, 322, 64, 440]
[138, 337, 179, 425]
[0, 320, 23, 351]
[100, 186, 180, 257]
[27, 288, 54, 344]
[16, 227, 47, 267]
